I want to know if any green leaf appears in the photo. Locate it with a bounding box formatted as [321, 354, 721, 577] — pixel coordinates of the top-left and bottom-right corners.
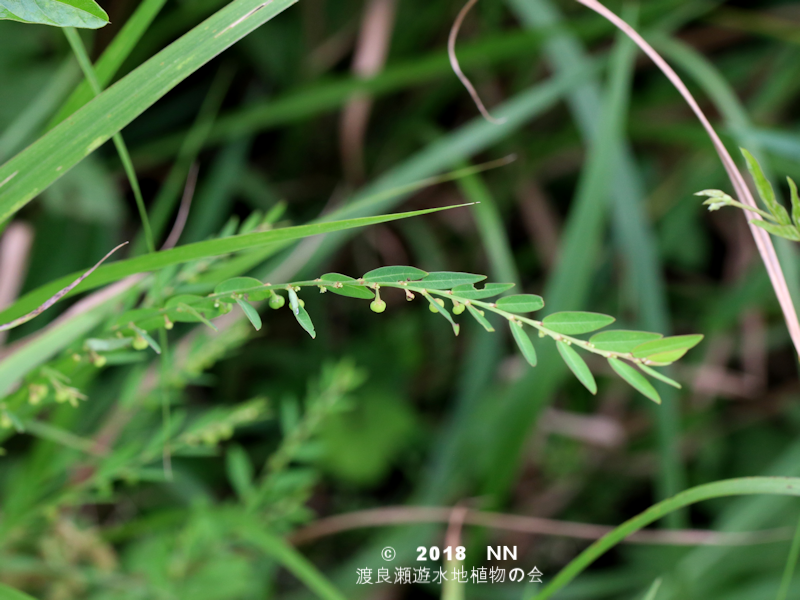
[589, 330, 663, 353]
[631, 334, 703, 359]
[85, 338, 133, 352]
[236, 298, 262, 331]
[495, 294, 544, 313]
[214, 277, 268, 300]
[288, 289, 315, 339]
[0, 582, 38, 600]
[556, 341, 596, 394]
[790, 178, 800, 229]
[642, 579, 662, 600]
[607, 357, 660, 404]
[741, 148, 791, 225]
[319, 273, 374, 299]
[543, 312, 615, 335]
[644, 350, 690, 366]
[362, 266, 427, 284]
[226, 445, 255, 503]
[466, 304, 494, 332]
[450, 282, 515, 299]
[0, 0, 297, 226]
[418, 271, 486, 290]
[749, 219, 800, 241]
[0, 0, 109, 28]
[638, 364, 681, 389]
[0, 205, 463, 325]
[509, 321, 537, 367]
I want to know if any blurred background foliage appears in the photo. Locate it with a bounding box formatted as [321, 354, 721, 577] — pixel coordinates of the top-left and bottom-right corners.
[2, 0, 800, 598]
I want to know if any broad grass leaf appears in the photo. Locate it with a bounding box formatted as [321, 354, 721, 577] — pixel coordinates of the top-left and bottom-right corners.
[742, 148, 791, 225]
[0, 0, 109, 28]
[556, 341, 596, 394]
[418, 271, 486, 289]
[631, 334, 703, 358]
[288, 289, 315, 338]
[466, 304, 494, 332]
[214, 277, 269, 301]
[589, 330, 662, 353]
[236, 298, 262, 331]
[495, 294, 544, 313]
[509, 321, 537, 366]
[544, 311, 615, 335]
[608, 357, 661, 404]
[362, 266, 427, 283]
[450, 282, 514, 299]
[320, 273, 374, 299]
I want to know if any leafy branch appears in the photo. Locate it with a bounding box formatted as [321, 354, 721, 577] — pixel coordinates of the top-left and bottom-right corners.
[88, 267, 702, 406]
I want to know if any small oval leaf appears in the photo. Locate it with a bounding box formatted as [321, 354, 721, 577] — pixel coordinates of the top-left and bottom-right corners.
[288, 289, 316, 338]
[466, 304, 494, 332]
[418, 272, 486, 290]
[631, 334, 703, 359]
[608, 358, 661, 404]
[0, 0, 110, 29]
[362, 266, 427, 284]
[544, 312, 615, 335]
[509, 321, 537, 367]
[556, 341, 596, 394]
[495, 294, 544, 313]
[451, 282, 515, 300]
[589, 330, 663, 353]
[236, 298, 262, 331]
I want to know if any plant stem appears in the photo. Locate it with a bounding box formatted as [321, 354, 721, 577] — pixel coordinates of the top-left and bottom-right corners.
[63, 28, 156, 254]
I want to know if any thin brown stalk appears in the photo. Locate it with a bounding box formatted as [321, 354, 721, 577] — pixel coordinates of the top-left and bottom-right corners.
[0, 222, 33, 346]
[574, 0, 800, 359]
[161, 163, 198, 250]
[448, 0, 506, 124]
[288, 506, 789, 547]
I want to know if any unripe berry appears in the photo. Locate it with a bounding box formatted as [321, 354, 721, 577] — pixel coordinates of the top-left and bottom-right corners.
[452, 303, 465, 315]
[370, 299, 387, 313]
[429, 298, 445, 313]
[93, 355, 107, 368]
[269, 293, 285, 309]
[132, 335, 148, 351]
[164, 316, 174, 330]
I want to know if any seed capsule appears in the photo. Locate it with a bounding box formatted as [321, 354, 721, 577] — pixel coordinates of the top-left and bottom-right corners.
[452, 303, 465, 315]
[269, 293, 285, 309]
[429, 298, 445, 313]
[370, 299, 387, 313]
[93, 355, 107, 368]
[132, 335, 148, 351]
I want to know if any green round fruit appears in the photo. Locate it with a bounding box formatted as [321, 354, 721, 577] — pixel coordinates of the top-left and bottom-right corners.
[452, 303, 465, 315]
[269, 294, 285, 309]
[93, 355, 108, 368]
[370, 299, 387, 313]
[429, 298, 445, 313]
[132, 336, 148, 351]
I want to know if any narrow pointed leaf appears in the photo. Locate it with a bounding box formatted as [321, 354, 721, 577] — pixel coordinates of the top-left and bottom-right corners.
[509, 321, 537, 367]
[362, 266, 427, 284]
[320, 273, 374, 299]
[543, 312, 615, 335]
[589, 330, 663, 353]
[638, 364, 681, 389]
[175, 303, 218, 331]
[288, 288, 315, 338]
[466, 304, 494, 332]
[631, 334, 703, 358]
[644, 349, 690, 366]
[236, 298, 262, 331]
[450, 282, 515, 300]
[742, 148, 791, 225]
[642, 579, 662, 600]
[0, 0, 109, 28]
[608, 358, 661, 404]
[495, 294, 544, 313]
[789, 178, 800, 229]
[418, 272, 486, 290]
[556, 341, 596, 394]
